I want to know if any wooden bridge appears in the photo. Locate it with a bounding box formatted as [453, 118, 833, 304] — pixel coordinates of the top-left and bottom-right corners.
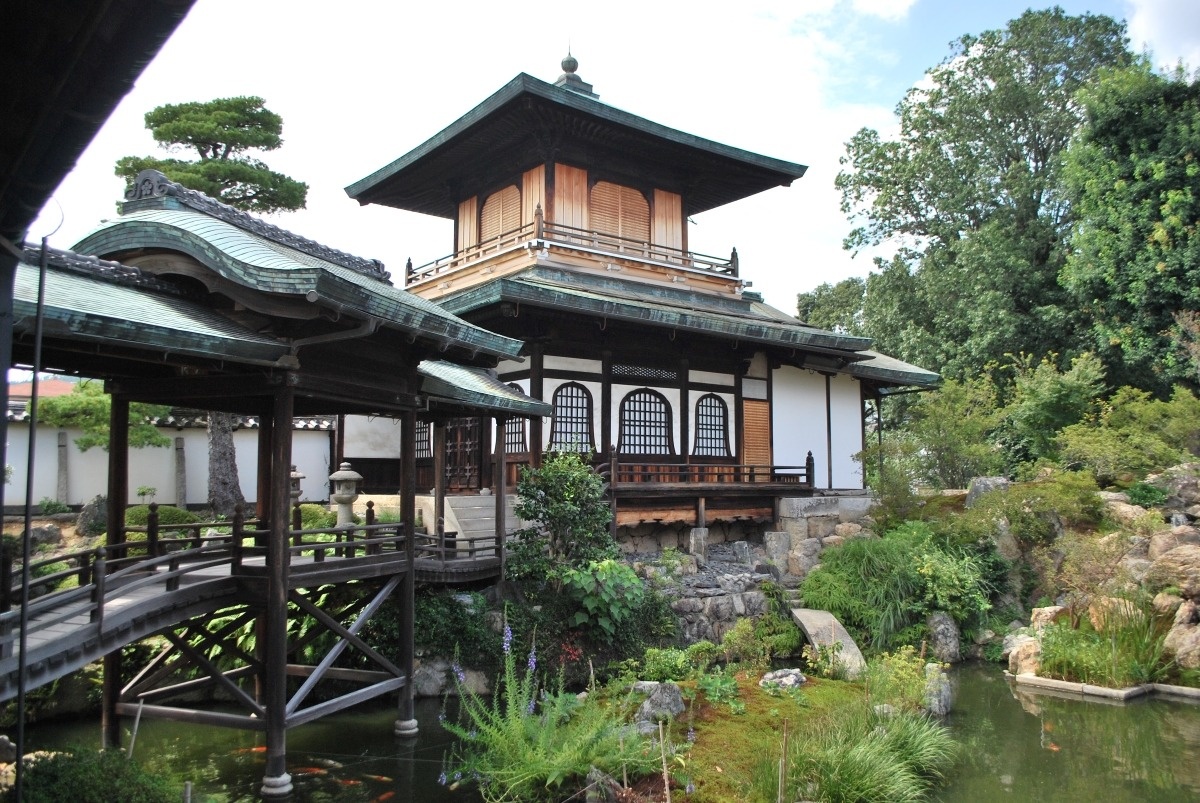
[0, 503, 503, 747]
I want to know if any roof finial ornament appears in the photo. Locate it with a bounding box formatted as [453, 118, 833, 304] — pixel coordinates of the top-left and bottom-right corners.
[554, 48, 598, 98]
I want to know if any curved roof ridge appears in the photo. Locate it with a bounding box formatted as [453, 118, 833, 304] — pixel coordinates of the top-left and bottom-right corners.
[122, 169, 391, 282]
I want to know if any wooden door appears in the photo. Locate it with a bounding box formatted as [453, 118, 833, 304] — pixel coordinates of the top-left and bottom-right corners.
[742, 399, 771, 482]
[445, 417, 481, 492]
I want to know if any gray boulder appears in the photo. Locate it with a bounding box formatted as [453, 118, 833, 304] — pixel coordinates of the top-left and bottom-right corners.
[923, 663, 953, 716]
[635, 681, 685, 735]
[926, 612, 961, 664]
[76, 495, 108, 536]
[966, 477, 1009, 508]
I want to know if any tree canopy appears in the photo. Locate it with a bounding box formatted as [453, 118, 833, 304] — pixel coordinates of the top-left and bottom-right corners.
[115, 96, 307, 213]
[818, 9, 1132, 380]
[1060, 64, 1200, 393]
[38, 381, 171, 452]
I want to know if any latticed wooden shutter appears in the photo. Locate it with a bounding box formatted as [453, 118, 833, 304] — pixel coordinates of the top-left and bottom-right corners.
[590, 181, 649, 242]
[480, 185, 521, 242]
[743, 399, 771, 478]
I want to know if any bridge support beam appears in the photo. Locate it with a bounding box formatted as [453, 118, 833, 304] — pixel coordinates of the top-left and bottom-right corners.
[261, 387, 294, 798]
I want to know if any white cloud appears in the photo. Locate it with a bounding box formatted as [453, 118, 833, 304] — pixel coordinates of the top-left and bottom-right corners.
[1126, 0, 1200, 70]
[851, 0, 918, 22]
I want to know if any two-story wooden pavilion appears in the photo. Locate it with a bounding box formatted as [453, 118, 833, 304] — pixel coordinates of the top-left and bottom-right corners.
[347, 58, 939, 538]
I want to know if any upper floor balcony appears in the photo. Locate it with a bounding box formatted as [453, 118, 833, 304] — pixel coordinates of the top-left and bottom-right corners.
[402, 206, 745, 297]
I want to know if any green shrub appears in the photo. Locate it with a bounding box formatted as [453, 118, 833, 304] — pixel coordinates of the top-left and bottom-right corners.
[642, 647, 693, 681]
[298, 503, 336, 530]
[1126, 482, 1169, 508]
[684, 640, 720, 673]
[697, 665, 743, 713]
[559, 558, 644, 643]
[123, 505, 200, 528]
[864, 646, 929, 713]
[37, 497, 70, 515]
[721, 617, 771, 669]
[4, 748, 175, 802]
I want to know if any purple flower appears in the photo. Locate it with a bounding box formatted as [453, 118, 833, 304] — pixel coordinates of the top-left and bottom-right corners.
[527, 697, 536, 715]
[527, 645, 537, 673]
[502, 625, 513, 654]
[453, 771, 462, 781]
[438, 711, 446, 723]
[687, 727, 696, 743]
[438, 771, 448, 786]
[452, 662, 466, 684]
[686, 781, 696, 794]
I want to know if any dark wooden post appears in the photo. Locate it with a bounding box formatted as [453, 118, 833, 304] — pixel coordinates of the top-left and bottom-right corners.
[261, 386, 294, 798]
[529, 344, 544, 468]
[255, 409, 274, 547]
[146, 502, 159, 558]
[494, 416, 507, 574]
[609, 447, 619, 539]
[101, 392, 129, 750]
[231, 504, 245, 568]
[433, 421, 446, 555]
[395, 409, 418, 738]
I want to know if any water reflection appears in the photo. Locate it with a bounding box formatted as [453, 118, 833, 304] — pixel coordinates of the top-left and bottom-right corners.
[943, 664, 1200, 802]
[24, 697, 481, 802]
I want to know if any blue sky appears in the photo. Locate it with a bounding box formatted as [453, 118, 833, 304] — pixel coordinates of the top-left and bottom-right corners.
[29, 0, 1200, 311]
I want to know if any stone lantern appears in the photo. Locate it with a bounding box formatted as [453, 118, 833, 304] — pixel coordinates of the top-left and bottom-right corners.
[328, 461, 362, 528]
[289, 465, 305, 505]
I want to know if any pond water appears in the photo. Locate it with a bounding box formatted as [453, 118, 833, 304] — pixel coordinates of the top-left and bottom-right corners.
[941, 663, 1200, 802]
[20, 663, 1200, 801]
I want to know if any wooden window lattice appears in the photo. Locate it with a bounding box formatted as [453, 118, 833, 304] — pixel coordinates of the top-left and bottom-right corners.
[692, 394, 731, 457]
[480, 185, 521, 243]
[548, 382, 595, 452]
[590, 181, 650, 243]
[505, 384, 528, 453]
[415, 420, 432, 459]
[613, 364, 678, 381]
[618, 388, 674, 455]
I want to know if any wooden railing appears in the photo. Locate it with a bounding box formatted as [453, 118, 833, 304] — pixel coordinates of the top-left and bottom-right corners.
[406, 206, 738, 286]
[604, 451, 815, 488]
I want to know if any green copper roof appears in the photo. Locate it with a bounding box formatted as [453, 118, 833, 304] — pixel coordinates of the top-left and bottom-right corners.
[346, 73, 808, 219]
[71, 174, 526, 361]
[846, 351, 940, 390]
[419, 361, 551, 417]
[441, 267, 873, 356]
[13, 247, 289, 365]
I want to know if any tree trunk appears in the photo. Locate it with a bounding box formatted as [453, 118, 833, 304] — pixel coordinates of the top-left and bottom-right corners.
[208, 410, 245, 516]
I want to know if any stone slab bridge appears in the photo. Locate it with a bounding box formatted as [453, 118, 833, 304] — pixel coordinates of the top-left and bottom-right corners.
[790, 607, 866, 679]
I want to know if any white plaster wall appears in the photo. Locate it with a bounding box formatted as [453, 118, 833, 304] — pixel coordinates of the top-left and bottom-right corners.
[343, 414, 402, 458]
[7, 423, 331, 506]
[829, 374, 865, 488]
[771, 367, 829, 487]
[688, 369, 734, 388]
[544, 356, 602, 373]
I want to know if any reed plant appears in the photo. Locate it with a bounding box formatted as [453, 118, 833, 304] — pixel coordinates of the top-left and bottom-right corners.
[1039, 596, 1173, 687]
[440, 625, 656, 801]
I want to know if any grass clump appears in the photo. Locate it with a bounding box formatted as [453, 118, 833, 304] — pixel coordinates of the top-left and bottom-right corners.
[1038, 596, 1174, 687]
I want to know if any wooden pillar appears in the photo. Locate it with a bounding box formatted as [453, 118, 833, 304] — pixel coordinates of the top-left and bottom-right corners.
[494, 415, 508, 582]
[433, 421, 446, 538]
[261, 386, 294, 798]
[395, 409, 419, 737]
[256, 410, 274, 541]
[529, 344, 544, 467]
[679, 357, 690, 464]
[101, 393, 130, 750]
[825, 373, 833, 490]
[601, 350, 612, 462]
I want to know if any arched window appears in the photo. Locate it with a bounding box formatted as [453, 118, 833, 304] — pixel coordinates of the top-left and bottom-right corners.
[504, 384, 528, 453]
[548, 382, 594, 452]
[589, 181, 649, 243]
[618, 389, 674, 455]
[480, 185, 521, 242]
[692, 394, 731, 457]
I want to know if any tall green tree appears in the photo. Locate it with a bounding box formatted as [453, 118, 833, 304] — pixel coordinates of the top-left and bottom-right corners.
[116, 97, 308, 513]
[831, 9, 1131, 380]
[1060, 64, 1200, 394]
[39, 381, 170, 452]
[115, 96, 307, 214]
